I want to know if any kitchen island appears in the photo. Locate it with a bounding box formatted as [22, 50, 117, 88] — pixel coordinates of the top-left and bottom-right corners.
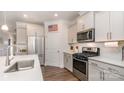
[0, 55, 43, 81]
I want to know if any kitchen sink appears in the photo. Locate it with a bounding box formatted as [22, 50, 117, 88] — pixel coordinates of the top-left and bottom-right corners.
[4, 60, 34, 73]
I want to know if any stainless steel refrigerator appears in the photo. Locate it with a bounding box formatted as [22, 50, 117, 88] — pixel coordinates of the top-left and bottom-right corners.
[28, 34, 45, 65]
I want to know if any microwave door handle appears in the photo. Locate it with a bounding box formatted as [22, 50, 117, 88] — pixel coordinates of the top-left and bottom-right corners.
[87, 32, 89, 39]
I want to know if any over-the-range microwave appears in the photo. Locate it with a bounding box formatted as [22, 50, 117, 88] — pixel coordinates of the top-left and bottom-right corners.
[77, 28, 95, 43]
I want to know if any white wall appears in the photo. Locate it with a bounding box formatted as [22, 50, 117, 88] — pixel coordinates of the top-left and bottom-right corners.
[71, 42, 122, 60]
[44, 20, 69, 68]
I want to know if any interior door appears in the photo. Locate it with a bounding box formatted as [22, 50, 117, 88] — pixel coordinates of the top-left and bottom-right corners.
[45, 32, 61, 67]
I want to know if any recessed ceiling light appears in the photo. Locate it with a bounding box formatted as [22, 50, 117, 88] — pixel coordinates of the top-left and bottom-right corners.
[1, 24, 9, 31]
[23, 14, 28, 18]
[54, 13, 58, 17]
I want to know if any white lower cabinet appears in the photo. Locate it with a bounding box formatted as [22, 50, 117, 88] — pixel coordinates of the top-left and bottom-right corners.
[88, 61, 104, 81]
[104, 71, 124, 81]
[64, 53, 73, 72]
[88, 60, 124, 81]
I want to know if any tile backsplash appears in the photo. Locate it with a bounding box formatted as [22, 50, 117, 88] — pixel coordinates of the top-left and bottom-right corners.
[71, 42, 122, 60]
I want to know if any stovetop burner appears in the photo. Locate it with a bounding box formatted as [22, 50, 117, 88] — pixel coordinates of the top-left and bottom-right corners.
[73, 53, 88, 61]
[73, 47, 100, 61]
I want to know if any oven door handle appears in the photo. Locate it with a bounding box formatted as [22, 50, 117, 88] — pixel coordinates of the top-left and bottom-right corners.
[73, 57, 87, 63]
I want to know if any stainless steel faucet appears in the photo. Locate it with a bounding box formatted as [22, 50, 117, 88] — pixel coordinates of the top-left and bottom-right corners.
[5, 45, 17, 66]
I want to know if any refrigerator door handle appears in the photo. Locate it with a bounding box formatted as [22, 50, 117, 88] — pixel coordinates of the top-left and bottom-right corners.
[35, 37, 37, 54]
[35, 32, 38, 54]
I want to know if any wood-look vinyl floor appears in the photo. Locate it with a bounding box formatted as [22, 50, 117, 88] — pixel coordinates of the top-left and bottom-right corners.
[41, 66, 79, 81]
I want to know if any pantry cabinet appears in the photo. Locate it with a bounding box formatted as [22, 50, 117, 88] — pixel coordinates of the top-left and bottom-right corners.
[64, 52, 73, 72]
[77, 12, 94, 32]
[88, 59, 124, 81]
[68, 23, 77, 44]
[95, 11, 124, 42]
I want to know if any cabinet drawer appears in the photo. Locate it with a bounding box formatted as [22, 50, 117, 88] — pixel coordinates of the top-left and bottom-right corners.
[89, 59, 124, 76]
[105, 64, 124, 76]
[64, 53, 72, 57]
[89, 60, 105, 69]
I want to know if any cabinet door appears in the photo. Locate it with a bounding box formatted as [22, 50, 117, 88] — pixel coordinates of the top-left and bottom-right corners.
[64, 53, 67, 68]
[82, 12, 94, 30]
[68, 26, 73, 43]
[95, 12, 110, 42]
[16, 28, 27, 44]
[110, 12, 124, 41]
[88, 62, 103, 81]
[72, 24, 77, 43]
[68, 24, 77, 44]
[67, 54, 73, 72]
[16, 22, 27, 44]
[77, 12, 94, 31]
[64, 53, 73, 72]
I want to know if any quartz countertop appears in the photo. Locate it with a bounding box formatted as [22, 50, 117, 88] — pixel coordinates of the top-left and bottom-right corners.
[64, 51, 77, 54]
[89, 56, 124, 68]
[0, 54, 43, 81]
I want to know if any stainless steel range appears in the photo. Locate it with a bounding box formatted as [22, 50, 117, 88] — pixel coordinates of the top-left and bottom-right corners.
[73, 47, 100, 81]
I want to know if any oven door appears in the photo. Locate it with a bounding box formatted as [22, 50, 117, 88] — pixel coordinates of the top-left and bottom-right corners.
[73, 57, 88, 80]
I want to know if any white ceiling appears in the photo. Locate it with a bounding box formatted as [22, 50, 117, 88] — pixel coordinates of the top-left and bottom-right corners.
[0, 11, 79, 32]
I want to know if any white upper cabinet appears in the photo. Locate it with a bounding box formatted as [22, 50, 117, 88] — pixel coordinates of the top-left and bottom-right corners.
[16, 22, 27, 44]
[95, 12, 110, 42]
[68, 23, 77, 44]
[27, 24, 43, 36]
[16, 22, 27, 29]
[16, 22, 44, 45]
[110, 12, 124, 41]
[95, 11, 124, 42]
[77, 12, 94, 32]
